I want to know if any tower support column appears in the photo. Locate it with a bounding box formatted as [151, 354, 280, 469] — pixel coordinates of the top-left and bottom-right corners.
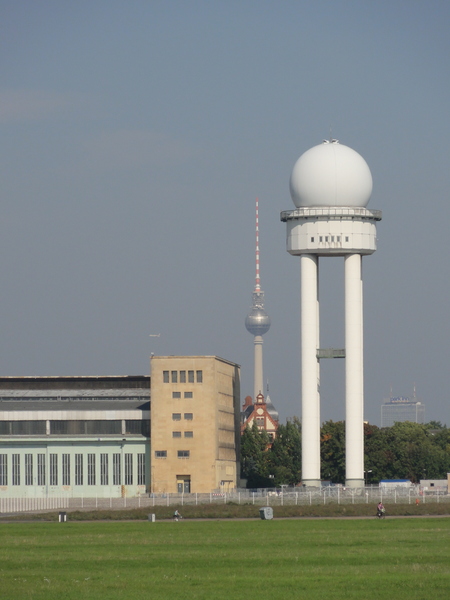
[301, 254, 321, 486]
[345, 253, 364, 488]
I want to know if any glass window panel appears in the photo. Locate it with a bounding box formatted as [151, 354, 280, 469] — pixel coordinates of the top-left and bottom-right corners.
[137, 454, 145, 485]
[125, 454, 133, 485]
[75, 454, 83, 485]
[88, 454, 96, 485]
[100, 454, 109, 485]
[38, 454, 46, 486]
[25, 454, 33, 485]
[0, 454, 7, 485]
[50, 454, 58, 486]
[62, 454, 70, 486]
[12, 454, 20, 486]
[113, 454, 121, 485]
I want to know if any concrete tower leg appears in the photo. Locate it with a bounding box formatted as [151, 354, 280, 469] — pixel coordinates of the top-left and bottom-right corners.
[345, 253, 364, 488]
[301, 254, 321, 486]
[253, 335, 264, 400]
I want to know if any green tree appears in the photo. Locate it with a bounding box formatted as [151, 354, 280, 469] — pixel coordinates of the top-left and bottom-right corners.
[240, 421, 271, 488]
[371, 422, 448, 482]
[268, 419, 301, 486]
[320, 420, 346, 484]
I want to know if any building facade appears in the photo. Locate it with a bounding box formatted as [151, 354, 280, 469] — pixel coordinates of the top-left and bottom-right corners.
[381, 397, 425, 427]
[150, 356, 241, 494]
[241, 392, 278, 442]
[0, 376, 150, 499]
[0, 355, 242, 499]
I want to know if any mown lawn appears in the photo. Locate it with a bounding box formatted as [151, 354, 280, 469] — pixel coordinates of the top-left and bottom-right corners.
[0, 518, 449, 599]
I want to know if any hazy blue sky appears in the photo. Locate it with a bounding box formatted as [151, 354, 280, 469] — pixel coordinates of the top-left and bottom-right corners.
[1, 1, 450, 426]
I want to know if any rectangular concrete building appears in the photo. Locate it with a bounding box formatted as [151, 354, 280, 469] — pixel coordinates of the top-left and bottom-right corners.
[150, 356, 241, 493]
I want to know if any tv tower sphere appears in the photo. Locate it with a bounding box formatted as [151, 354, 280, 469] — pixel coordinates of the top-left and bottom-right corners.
[245, 307, 270, 337]
[281, 139, 381, 489]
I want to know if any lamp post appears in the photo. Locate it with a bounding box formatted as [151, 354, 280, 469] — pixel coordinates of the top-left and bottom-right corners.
[364, 469, 372, 485]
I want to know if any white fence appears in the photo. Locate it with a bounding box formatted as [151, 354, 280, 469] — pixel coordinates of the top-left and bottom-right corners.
[1, 486, 449, 515]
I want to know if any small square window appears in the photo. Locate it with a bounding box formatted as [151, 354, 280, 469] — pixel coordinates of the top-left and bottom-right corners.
[172, 413, 181, 421]
[172, 392, 181, 399]
[155, 450, 167, 458]
[172, 431, 181, 438]
[163, 371, 169, 383]
[177, 450, 190, 458]
[171, 371, 178, 383]
[319, 236, 323, 242]
[331, 236, 334, 242]
[188, 370, 194, 383]
[345, 236, 349, 242]
[311, 236, 314, 243]
[180, 370, 186, 383]
[325, 236, 329, 242]
[196, 370, 203, 383]
[184, 431, 193, 438]
[337, 236, 341, 242]
[184, 391, 193, 399]
[184, 413, 193, 420]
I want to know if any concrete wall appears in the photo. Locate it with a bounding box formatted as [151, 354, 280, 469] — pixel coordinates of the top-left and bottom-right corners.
[150, 356, 240, 493]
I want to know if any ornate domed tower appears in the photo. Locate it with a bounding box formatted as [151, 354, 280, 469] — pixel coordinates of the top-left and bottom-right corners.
[245, 198, 271, 401]
[281, 140, 382, 488]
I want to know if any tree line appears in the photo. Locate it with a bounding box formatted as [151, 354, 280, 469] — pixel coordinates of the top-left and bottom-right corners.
[240, 419, 450, 488]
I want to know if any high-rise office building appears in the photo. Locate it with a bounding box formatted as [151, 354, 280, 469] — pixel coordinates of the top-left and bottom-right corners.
[381, 396, 425, 427]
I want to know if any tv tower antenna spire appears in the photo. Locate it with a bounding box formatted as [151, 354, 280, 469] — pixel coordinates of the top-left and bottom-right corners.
[255, 197, 260, 292]
[245, 198, 271, 400]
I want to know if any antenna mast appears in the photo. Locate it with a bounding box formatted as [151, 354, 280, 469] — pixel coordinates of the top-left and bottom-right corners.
[255, 197, 260, 291]
[252, 198, 264, 307]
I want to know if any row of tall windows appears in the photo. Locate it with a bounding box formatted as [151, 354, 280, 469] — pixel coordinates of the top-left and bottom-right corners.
[0, 453, 146, 486]
[163, 370, 203, 383]
[0, 420, 149, 436]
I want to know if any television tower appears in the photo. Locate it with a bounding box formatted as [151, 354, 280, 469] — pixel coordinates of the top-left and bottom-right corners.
[245, 198, 271, 401]
[281, 140, 381, 488]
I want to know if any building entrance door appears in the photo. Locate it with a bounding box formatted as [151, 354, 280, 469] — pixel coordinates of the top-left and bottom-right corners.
[177, 476, 191, 493]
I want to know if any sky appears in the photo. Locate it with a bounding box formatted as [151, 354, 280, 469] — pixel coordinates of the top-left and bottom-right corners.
[1, 1, 450, 426]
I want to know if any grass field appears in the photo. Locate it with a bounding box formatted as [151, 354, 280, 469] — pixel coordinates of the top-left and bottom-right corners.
[1, 518, 449, 600]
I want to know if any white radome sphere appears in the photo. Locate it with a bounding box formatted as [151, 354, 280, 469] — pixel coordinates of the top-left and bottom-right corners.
[289, 141, 373, 208]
